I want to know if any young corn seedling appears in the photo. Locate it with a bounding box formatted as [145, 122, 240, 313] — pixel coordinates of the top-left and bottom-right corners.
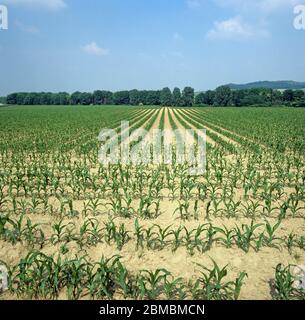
[134, 218, 145, 250]
[114, 224, 130, 250]
[154, 224, 172, 250]
[287, 234, 305, 252]
[168, 182, 179, 200]
[17, 198, 28, 216]
[106, 197, 132, 218]
[234, 221, 263, 253]
[170, 226, 184, 252]
[29, 195, 42, 214]
[4, 214, 24, 244]
[0, 213, 13, 239]
[139, 269, 171, 300]
[222, 183, 234, 199]
[76, 220, 91, 249]
[191, 224, 207, 253]
[9, 251, 60, 299]
[214, 225, 235, 248]
[42, 196, 50, 214]
[138, 197, 160, 219]
[163, 277, 186, 300]
[89, 255, 121, 299]
[202, 223, 217, 252]
[197, 183, 208, 201]
[87, 218, 103, 246]
[193, 260, 247, 300]
[174, 199, 190, 221]
[51, 219, 76, 244]
[113, 260, 133, 298]
[278, 201, 289, 220]
[133, 273, 146, 300]
[183, 227, 196, 255]
[87, 198, 104, 216]
[272, 264, 305, 300]
[206, 201, 212, 220]
[233, 271, 248, 300]
[179, 177, 195, 200]
[288, 196, 303, 218]
[223, 199, 241, 218]
[263, 219, 282, 248]
[194, 199, 199, 220]
[65, 198, 79, 218]
[11, 196, 18, 215]
[145, 226, 159, 250]
[296, 236, 305, 250]
[206, 182, 222, 199]
[286, 232, 298, 254]
[207, 199, 223, 218]
[23, 218, 45, 249]
[62, 256, 91, 300]
[254, 233, 265, 252]
[104, 219, 117, 245]
[262, 197, 278, 217]
[82, 201, 91, 218]
[60, 244, 69, 255]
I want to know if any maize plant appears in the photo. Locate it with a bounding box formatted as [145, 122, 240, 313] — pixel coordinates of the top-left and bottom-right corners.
[272, 264, 305, 300]
[234, 221, 263, 253]
[192, 261, 247, 300]
[138, 269, 171, 300]
[1, 106, 305, 301]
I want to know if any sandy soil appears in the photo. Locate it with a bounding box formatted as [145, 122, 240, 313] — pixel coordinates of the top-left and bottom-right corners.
[163, 107, 172, 130]
[170, 108, 216, 146]
[150, 108, 164, 130]
[186, 108, 266, 149]
[176, 108, 239, 147]
[0, 107, 304, 300]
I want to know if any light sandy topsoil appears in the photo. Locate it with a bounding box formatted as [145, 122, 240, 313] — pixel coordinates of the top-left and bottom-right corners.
[0, 107, 304, 300]
[176, 108, 239, 147]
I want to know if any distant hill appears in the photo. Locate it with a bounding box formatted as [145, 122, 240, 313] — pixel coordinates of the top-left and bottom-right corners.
[225, 81, 305, 90]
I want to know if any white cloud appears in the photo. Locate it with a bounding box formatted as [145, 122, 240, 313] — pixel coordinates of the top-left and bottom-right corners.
[209, 0, 295, 40]
[81, 42, 109, 56]
[2, 0, 66, 10]
[207, 16, 269, 40]
[207, 16, 253, 39]
[15, 20, 40, 33]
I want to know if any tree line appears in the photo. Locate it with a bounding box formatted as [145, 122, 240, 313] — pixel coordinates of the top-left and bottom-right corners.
[195, 86, 305, 107]
[3, 86, 305, 107]
[4, 87, 195, 107]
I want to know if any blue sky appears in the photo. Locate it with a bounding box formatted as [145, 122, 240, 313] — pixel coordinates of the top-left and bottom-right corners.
[0, 0, 305, 95]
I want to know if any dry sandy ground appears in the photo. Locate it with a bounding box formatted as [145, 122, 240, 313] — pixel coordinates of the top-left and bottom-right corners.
[0, 107, 304, 300]
[176, 108, 239, 147]
[185, 108, 267, 149]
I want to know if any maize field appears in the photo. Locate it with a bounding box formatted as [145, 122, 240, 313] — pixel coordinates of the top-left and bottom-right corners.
[0, 105, 304, 300]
